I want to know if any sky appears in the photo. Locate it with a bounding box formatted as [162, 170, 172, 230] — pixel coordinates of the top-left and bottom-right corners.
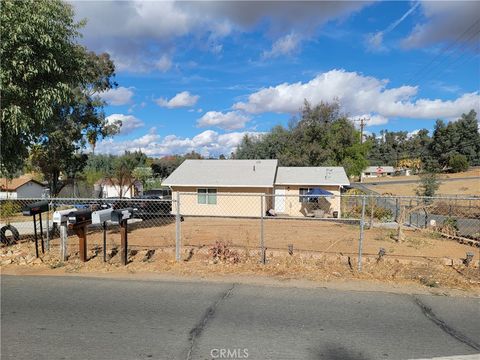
[70, 0, 480, 158]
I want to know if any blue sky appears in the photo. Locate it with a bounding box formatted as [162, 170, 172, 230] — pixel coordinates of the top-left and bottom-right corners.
[71, 1, 480, 157]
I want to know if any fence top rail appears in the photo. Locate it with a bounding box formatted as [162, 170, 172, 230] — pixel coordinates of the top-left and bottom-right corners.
[1, 194, 479, 202]
[176, 192, 479, 201]
[0, 197, 174, 202]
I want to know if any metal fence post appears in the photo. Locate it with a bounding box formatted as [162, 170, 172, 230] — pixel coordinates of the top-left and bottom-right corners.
[260, 193, 265, 264]
[357, 195, 366, 272]
[175, 192, 181, 262]
[46, 200, 50, 251]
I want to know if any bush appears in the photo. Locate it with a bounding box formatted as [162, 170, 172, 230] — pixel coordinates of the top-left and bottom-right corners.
[448, 154, 469, 173]
[209, 241, 240, 264]
[0, 201, 21, 219]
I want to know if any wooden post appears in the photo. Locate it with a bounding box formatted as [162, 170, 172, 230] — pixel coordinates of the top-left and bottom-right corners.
[120, 220, 128, 266]
[74, 225, 87, 262]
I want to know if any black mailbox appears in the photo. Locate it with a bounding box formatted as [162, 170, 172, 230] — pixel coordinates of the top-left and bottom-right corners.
[111, 208, 135, 223]
[68, 209, 92, 226]
[22, 201, 49, 216]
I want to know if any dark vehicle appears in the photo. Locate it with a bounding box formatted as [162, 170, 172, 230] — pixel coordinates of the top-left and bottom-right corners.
[113, 195, 172, 220]
[143, 187, 172, 200]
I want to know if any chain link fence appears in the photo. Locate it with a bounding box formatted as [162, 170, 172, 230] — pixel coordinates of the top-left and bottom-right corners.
[1, 194, 479, 268]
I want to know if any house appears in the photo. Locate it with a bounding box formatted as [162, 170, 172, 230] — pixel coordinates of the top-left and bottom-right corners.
[361, 166, 395, 178]
[0, 176, 47, 199]
[95, 178, 143, 198]
[162, 159, 350, 218]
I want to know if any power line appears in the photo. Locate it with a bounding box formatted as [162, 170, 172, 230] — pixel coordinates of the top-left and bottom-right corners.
[406, 17, 480, 84]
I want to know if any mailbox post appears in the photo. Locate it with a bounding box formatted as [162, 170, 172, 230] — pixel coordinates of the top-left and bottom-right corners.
[22, 201, 49, 258]
[52, 208, 77, 261]
[111, 208, 134, 266]
[67, 209, 92, 262]
[91, 208, 113, 262]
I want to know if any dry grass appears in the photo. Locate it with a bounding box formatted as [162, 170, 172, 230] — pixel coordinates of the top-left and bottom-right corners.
[369, 178, 480, 197]
[363, 168, 480, 184]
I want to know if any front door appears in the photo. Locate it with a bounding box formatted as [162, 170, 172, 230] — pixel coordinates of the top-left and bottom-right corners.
[274, 187, 286, 213]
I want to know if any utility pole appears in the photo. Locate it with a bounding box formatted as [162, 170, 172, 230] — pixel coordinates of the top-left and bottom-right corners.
[354, 117, 368, 144]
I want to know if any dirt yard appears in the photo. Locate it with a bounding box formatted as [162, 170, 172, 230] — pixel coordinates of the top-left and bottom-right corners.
[12, 217, 478, 262]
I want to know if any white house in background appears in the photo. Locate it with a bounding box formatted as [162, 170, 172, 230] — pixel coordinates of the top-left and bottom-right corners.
[95, 178, 143, 198]
[0, 176, 47, 199]
[162, 159, 350, 218]
[361, 166, 396, 179]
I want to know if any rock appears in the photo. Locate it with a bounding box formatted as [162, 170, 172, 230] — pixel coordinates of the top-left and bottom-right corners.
[18, 258, 28, 266]
[25, 255, 36, 264]
[332, 271, 341, 277]
[32, 258, 43, 265]
[1, 259, 12, 265]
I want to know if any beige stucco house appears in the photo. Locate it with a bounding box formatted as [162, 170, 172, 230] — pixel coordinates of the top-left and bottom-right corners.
[163, 159, 350, 218]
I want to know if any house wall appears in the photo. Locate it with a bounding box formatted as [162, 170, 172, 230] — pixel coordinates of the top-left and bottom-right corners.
[274, 185, 341, 217]
[171, 186, 273, 217]
[0, 191, 17, 199]
[16, 182, 46, 198]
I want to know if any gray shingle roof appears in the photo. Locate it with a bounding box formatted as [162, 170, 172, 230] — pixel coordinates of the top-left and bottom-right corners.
[275, 167, 350, 186]
[162, 159, 278, 187]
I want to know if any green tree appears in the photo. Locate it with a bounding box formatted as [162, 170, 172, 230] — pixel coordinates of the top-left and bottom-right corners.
[105, 151, 147, 198]
[415, 172, 440, 198]
[448, 153, 469, 173]
[1, 0, 86, 175]
[235, 101, 369, 177]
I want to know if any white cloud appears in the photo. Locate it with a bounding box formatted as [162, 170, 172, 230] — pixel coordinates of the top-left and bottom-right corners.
[155, 55, 173, 72]
[155, 91, 199, 108]
[99, 87, 134, 105]
[402, 1, 480, 49]
[71, 1, 370, 73]
[106, 114, 144, 135]
[233, 69, 480, 123]
[263, 33, 302, 59]
[95, 129, 262, 157]
[197, 111, 251, 130]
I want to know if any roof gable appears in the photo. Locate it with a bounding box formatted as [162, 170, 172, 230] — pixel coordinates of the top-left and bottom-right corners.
[0, 176, 45, 191]
[275, 167, 350, 186]
[163, 159, 278, 188]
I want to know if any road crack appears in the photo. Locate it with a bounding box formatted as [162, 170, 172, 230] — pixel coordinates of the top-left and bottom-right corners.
[412, 296, 480, 351]
[185, 283, 236, 360]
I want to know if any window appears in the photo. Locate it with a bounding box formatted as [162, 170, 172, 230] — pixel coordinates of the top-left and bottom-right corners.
[197, 188, 217, 205]
[299, 188, 313, 203]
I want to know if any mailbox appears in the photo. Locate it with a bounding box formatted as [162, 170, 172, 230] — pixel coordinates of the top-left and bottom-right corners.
[91, 208, 113, 224]
[111, 208, 135, 224]
[22, 201, 49, 216]
[67, 209, 92, 262]
[92, 208, 113, 262]
[22, 200, 50, 258]
[67, 209, 92, 227]
[53, 208, 77, 225]
[111, 208, 135, 266]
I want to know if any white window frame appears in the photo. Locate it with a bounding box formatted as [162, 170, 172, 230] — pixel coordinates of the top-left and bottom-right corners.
[197, 188, 217, 205]
[299, 187, 314, 203]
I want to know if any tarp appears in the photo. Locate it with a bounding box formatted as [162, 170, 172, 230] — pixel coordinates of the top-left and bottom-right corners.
[305, 188, 333, 196]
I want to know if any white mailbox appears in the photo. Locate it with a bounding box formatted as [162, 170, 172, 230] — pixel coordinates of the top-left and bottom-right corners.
[53, 208, 77, 225]
[92, 208, 113, 224]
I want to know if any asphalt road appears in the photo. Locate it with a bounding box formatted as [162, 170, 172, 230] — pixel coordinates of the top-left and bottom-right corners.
[1, 275, 479, 360]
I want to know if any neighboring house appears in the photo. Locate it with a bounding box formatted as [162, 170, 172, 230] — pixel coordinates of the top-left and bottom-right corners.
[361, 166, 395, 178]
[95, 178, 143, 198]
[162, 159, 350, 218]
[0, 176, 46, 199]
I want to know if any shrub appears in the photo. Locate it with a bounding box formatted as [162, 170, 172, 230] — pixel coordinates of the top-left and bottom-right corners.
[0, 201, 21, 219]
[209, 241, 240, 264]
[448, 153, 469, 173]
